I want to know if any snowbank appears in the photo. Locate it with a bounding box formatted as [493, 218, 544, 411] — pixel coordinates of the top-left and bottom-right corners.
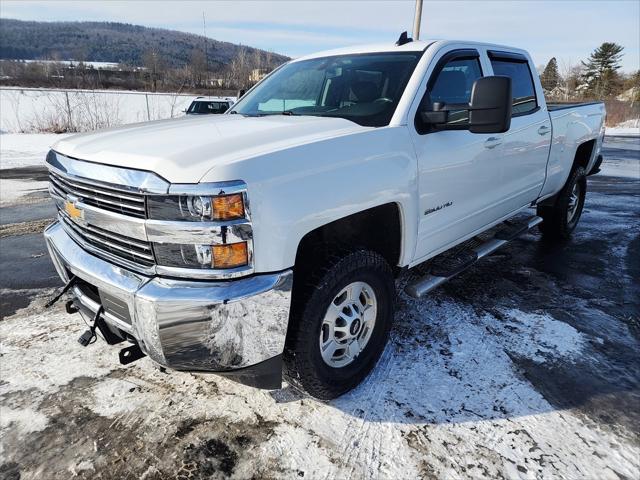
[0, 133, 69, 169]
[606, 127, 640, 136]
[607, 119, 640, 136]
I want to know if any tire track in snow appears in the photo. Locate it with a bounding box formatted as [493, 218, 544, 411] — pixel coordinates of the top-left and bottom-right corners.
[337, 320, 413, 480]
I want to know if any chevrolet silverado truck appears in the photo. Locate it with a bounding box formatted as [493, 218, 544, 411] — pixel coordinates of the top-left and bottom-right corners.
[44, 37, 605, 399]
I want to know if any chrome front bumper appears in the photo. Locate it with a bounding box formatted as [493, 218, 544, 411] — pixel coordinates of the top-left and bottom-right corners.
[44, 221, 293, 375]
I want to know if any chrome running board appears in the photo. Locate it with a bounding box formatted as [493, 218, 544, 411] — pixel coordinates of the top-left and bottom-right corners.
[405, 216, 543, 298]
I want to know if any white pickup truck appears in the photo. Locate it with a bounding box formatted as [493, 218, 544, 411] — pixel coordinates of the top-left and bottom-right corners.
[44, 38, 605, 399]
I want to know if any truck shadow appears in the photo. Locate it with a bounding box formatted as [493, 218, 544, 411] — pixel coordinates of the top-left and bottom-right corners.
[321, 180, 640, 432]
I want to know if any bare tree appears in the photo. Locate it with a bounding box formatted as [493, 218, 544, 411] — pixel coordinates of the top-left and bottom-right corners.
[189, 50, 207, 88]
[229, 46, 248, 90]
[142, 49, 166, 92]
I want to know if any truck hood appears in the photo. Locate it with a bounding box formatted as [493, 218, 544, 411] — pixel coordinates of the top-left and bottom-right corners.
[52, 114, 365, 183]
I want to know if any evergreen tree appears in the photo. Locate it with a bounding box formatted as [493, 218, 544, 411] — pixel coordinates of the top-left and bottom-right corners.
[540, 57, 560, 92]
[580, 42, 624, 98]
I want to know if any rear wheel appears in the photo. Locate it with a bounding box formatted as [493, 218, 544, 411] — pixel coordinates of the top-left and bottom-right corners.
[538, 166, 587, 240]
[284, 250, 394, 399]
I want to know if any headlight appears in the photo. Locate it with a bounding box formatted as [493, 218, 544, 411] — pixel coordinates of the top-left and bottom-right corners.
[148, 193, 246, 221]
[148, 189, 251, 272]
[153, 242, 249, 270]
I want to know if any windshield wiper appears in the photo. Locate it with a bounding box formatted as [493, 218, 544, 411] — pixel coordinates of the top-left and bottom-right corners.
[281, 110, 296, 116]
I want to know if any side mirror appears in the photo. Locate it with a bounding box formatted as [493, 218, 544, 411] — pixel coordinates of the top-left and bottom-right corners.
[418, 76, 512, 134]
[469, 76, 512, 133]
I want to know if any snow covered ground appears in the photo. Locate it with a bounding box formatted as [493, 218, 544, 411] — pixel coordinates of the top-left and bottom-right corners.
[0, 87, 195, 133]
[1, 286, 638, 479]
[606, 119, 640, 137]
[0, 132, 638, 479]
[0, 133, 67, 169]
[0, 133, 66, 206]
[606, 127, 640, 137]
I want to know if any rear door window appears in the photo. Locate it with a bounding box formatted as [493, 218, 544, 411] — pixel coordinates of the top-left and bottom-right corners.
[489, 57, 537, 115]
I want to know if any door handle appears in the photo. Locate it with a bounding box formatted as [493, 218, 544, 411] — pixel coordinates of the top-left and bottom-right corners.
[484, 137, 502, 149]
[538, 125, 551, 135]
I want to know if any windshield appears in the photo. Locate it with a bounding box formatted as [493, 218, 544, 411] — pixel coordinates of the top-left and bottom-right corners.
[230, 52, 422, 127]
[187, 101, 229, 114]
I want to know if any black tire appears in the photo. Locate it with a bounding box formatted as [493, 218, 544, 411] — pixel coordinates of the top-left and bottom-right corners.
[537, 166, 587, 240]
[284, 250, 395, 400]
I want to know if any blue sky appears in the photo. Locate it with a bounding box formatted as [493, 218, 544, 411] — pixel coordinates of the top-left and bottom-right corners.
[1, 0, 639, 72]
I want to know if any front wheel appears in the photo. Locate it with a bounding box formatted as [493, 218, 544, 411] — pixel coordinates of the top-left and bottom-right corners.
[538, 166, 587, 240]
[284, 250, 395, 399]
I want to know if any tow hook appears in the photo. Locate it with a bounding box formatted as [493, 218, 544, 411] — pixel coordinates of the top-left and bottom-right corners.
[119, 345, 146, 365]
[45, 275, 77, 308]
[65, 300, 79, 314]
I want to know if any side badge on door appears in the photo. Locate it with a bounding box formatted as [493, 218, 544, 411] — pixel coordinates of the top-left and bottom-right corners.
[425, 201, 453, 216]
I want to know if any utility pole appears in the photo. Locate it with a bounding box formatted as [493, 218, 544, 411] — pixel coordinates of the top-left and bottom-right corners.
[203, 12, 209, 91]
[413, 0, 423, 40]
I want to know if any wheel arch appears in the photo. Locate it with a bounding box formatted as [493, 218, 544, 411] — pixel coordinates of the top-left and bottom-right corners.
[292, 202, 404, 278]
[573, 139, 597, 173]
[539, 139, 595, 206]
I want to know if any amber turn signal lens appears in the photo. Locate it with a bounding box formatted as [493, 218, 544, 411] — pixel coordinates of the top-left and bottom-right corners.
[212, 193, 245, 220]
[212, 242, 248, 269]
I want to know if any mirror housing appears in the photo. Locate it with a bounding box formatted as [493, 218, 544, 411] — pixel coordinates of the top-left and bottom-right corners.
[468, 76, 512, 133]
[419, 75, 512, 134]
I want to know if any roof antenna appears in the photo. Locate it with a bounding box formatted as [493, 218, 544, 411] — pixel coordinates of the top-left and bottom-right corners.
[396, 31, 413, 46]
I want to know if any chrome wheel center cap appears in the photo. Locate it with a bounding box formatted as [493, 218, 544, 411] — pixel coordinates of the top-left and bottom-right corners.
[319, 281, 378, 368]
[349, 318, 362, 336]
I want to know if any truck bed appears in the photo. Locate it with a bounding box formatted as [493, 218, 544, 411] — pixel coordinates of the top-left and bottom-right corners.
[538, 100, 606, 199]
[547, 101, 604, 111]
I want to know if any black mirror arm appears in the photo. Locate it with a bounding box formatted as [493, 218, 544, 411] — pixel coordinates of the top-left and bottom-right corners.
[433, 102, 469, 111]
[435, 103, 501, 112]
[420, 102, 472, 125]
[420, 110, 448, 124]
[420, 100, 503, 128]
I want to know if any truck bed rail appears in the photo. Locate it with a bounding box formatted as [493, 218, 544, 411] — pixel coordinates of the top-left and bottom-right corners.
[547, 101, 604, 112]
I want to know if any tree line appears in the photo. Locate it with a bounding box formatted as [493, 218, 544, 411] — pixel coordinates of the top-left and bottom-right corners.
[0, 45, 281, 95]
[539, 42, 639, 102]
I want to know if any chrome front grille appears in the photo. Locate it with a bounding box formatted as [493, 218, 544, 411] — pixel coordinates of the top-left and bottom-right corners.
[49, 170, 146, 219]
[46, 150, 254, 280]
[60, 213, 155, 267]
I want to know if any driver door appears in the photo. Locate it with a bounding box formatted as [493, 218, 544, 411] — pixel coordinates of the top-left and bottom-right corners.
[410, 49, 507, 263]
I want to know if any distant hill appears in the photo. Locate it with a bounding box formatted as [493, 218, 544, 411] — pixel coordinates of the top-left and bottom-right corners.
[0, 19, 289, 68]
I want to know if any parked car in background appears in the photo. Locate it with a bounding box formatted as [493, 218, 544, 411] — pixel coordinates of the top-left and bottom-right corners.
[185, 97, 234, 115]
[44, 37, 605, 400]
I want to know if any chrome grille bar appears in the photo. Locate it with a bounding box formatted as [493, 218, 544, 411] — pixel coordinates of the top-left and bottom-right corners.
[60, 214, 154, 267]
[49, 171, 146, 218]
[51, 171, 144, 203]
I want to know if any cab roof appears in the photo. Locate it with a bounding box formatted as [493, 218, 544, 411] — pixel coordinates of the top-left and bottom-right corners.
[293, 40, 435, 62]
[291, 39, 527, 63]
